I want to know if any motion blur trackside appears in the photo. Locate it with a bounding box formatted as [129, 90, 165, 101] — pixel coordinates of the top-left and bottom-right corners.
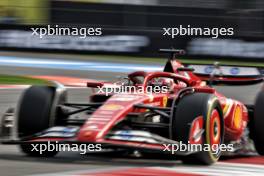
[0, 0, 263, 176]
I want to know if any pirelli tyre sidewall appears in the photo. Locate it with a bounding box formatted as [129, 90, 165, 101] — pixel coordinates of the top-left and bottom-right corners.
[172, 93, 224, 165]
[251, 91, 264, 155]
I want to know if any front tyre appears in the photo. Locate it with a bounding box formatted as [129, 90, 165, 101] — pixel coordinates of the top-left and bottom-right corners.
[172, 93, 224, 165]
[17, 86, 61, 157]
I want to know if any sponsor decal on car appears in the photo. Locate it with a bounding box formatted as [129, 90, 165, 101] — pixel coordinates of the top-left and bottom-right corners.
[109, 130, 158, 143]
[230, 67, 240, 75]
[204, 66, 215, 74]
[97, 110, 115, 115]
[111, 94, 143, 101]
[100, 104, 124, 111]
[147, 102, 161, 106]
[40, 127, 79, 138]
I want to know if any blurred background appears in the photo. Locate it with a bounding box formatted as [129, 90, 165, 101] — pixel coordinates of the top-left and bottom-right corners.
[0, 0, 264, 61]
[0, 1, 264, 175]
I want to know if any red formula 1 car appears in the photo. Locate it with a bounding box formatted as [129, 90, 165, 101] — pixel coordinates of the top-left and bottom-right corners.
[1, 49, 264, 165]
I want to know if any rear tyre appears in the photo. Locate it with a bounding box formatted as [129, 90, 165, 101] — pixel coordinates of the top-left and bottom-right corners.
[172, 93, 224, 165]
[251, 91, 264, 155]
[17, 86, 59, 157]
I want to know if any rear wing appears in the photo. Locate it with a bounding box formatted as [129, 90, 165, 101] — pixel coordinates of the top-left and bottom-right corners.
[187, 64, 263, 85]
[159, 48, 263, 85]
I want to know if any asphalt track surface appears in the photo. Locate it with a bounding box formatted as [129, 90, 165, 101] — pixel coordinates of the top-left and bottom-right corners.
[0, 53, 263, 176]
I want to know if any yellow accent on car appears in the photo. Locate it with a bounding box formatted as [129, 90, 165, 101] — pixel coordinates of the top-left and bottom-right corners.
[101, 104, 124, 111]
[163, 96, 168, 107]
[233, 105, 242, 130]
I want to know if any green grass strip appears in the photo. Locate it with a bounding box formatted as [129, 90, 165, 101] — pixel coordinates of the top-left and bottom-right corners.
[0, 75, 49, 85]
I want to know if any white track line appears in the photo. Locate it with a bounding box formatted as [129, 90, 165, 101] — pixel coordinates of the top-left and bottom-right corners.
[27, 162, 264, 176]
[154, 162, 264, 176]
[28, 166, 132, 176]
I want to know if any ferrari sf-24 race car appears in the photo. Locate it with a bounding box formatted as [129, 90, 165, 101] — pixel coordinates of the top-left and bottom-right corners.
[0, 49, 264, 165]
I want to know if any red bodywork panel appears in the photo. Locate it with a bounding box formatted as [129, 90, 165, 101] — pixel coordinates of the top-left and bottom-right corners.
[79, 59, 248, 145]
[31, 59, 249, 149]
